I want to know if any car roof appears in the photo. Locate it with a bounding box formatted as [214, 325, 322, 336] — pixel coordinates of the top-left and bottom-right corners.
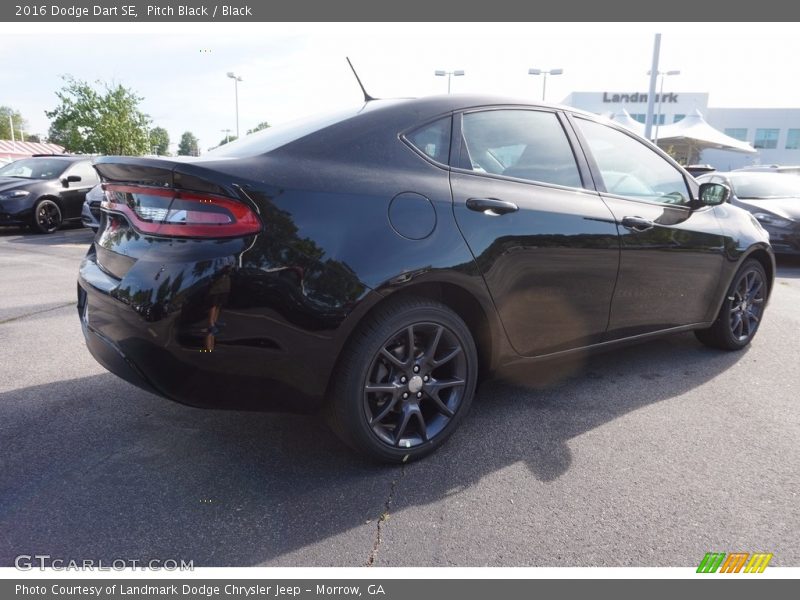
[359, 94, 597, 121]
[28, 154, 90, 161]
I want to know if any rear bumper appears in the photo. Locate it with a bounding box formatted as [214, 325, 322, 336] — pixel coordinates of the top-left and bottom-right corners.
[77, 244, 366, 413]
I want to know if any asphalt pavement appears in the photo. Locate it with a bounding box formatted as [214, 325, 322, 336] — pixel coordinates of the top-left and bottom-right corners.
[0, 225, 798, 567]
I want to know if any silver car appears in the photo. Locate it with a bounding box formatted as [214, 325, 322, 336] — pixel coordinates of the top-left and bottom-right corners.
[81, 184, 103, 231]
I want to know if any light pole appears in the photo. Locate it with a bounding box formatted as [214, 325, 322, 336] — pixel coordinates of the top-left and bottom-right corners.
[434, 69, 465, 93]
[226, 72, 243, 138]
[648, 69, 680, 143]
[528, 68, 563, 101]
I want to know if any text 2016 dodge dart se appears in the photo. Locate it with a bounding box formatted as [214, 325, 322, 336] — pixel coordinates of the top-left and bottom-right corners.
[78, 95, 774, 462]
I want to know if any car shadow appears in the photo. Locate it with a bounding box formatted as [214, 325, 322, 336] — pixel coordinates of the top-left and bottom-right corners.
[0, 331, 746, 566]
[0, 224, 92, 244]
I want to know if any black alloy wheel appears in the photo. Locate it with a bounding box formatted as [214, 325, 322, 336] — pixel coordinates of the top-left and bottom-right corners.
[327, 297, 478, 463]
[695, 259, 768, 350]
[33, 199, 62, 234]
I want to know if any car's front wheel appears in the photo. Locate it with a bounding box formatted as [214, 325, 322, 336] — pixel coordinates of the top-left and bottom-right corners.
[327, 296, 478, 463]
[695, 258, 768, 350]
[32, 198, 62, 234]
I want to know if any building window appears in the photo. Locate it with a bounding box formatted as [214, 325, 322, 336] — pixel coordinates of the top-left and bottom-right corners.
[754, 128, 780, 149]
[629, 114, 665, 125]
[724, 128, 748, 141]
[786, 129, 800, 150]
[673, 114, 685, 123]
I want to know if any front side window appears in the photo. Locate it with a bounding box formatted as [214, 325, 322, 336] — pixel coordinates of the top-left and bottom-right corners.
[575, 118, 690, 205]
[460, 109, 582, 189]
[405, 117, 451, 165]
[65, 161, 99, 185]
[754, 128, 779, 149]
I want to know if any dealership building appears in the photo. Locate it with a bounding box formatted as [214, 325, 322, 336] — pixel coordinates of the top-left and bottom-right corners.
[562, 91, 800, 170]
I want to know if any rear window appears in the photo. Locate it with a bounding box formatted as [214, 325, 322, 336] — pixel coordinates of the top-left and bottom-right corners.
[207, 107, 363, 158]
[405, 117, 452, 165]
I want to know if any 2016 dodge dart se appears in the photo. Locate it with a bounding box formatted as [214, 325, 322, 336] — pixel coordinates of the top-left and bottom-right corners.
[78, 95, 775, 462]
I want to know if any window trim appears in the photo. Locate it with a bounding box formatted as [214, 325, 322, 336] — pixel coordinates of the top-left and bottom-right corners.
[567, 113, 698, 209]
[399, 113, 455, 170]
[449, 105, 593, 194]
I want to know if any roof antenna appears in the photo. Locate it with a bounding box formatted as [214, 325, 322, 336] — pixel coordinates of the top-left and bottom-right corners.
[346, 57, 376, 102]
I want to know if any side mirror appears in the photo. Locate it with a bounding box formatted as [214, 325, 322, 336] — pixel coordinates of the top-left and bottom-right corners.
[63, 175, 82, 186]
[698, 182, 730, 206]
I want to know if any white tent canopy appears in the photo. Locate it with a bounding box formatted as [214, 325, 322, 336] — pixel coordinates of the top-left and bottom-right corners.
[654, 109, 757, 157]
[610, 108, 646, 136]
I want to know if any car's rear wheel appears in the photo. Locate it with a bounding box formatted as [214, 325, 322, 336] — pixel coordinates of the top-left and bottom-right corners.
[695, 258, 768, 350]
[32, 199, 62, 234]
[327, 297, 478, 463]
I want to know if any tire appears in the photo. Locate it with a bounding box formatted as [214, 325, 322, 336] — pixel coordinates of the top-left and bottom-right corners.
[326, 296, 478, 463]
[32, 198, 62, 234]
[695, 258, 768, 350]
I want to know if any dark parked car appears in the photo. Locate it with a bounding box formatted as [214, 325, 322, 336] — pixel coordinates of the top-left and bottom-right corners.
[684, 164, 716, 178]
[78, 95, 775, 462]
[697, 171, 800, 255]
[0, 156, 99, 233]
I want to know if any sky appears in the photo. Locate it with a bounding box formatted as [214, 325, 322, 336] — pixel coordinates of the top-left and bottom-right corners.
[2, 22, 799, 153]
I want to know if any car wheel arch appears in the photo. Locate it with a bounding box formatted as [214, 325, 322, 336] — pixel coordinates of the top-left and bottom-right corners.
[326, 280, 498, 403]
[739, 246, 774, 298]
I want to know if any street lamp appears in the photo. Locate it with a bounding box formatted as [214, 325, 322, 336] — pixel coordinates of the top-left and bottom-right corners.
[528, 68, 563, 101]
[226, 71, 243, 138]
[434, 69, 465, 94]
[647, 69, 680, 143]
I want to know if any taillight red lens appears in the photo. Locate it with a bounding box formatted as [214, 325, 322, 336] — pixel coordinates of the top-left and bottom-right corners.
[101, 184, 261, 238]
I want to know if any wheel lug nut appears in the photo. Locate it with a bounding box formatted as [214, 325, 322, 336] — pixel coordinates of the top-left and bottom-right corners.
[402, 392, 409, 399]
[413, 365, 420, 373]
[423, 375, 429, 382]
[417, 392, 423, 398]
[400, 376, 406, 383]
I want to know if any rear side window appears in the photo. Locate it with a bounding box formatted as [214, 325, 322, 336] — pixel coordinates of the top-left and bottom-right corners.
[460, 110, 582, 189]
[406, 117, 452, 165]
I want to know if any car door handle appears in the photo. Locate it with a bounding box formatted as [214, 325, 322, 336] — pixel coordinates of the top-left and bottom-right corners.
[621, 216, 655, 231]
[466, 198, 519, 216]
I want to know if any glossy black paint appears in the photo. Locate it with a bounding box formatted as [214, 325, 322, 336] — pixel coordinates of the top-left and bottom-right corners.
[78, 95, 775, 413]
[0, 157, 99, 227]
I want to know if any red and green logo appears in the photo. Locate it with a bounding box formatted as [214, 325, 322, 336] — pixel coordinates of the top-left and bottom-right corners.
[697, 552, 773, 573]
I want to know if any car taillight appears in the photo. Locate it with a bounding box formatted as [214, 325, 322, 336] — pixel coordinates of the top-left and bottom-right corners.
[101, 184, 261, 238]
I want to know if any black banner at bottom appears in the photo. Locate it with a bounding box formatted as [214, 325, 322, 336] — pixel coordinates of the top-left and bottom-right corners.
[3, 579, 796, 600]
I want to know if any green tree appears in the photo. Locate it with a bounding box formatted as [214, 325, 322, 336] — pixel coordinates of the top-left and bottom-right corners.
[246, 121, 271, 135]
[217, 135, 238, 147]
[149, 126, 170, 155]
[45, 75, 150, 155]
[0, 106, 27, 140]
[178, 131, 200, 156]
[27, 133, 42, 143]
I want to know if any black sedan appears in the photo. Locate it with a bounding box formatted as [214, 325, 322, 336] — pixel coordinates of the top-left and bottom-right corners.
[697, 171, 800, 255]
[78, 95, 774, 462]
[0, 156, 99, 233]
